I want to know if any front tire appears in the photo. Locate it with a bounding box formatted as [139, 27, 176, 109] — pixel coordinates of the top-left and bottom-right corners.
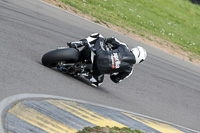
[41, 48, 79, 67]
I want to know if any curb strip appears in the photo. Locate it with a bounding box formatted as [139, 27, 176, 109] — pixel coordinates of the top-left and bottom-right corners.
[1, 94, 200, 133]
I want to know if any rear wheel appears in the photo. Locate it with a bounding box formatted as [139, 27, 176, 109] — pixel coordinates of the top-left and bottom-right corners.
[41, 48, 79, 67]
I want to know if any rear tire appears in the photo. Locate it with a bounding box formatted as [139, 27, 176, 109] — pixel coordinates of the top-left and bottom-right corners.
[41, 48, 79, 67]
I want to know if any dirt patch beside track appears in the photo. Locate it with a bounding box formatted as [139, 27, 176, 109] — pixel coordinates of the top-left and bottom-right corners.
[43, 0, 200, 66]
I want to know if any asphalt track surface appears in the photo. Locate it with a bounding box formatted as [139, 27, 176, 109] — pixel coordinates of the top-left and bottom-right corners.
[0, 0, 200, 132]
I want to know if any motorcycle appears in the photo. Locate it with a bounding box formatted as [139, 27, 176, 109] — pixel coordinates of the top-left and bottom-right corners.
[41, 42, 112, 79]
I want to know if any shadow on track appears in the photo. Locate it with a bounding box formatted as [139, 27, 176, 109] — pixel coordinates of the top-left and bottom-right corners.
[37, 61, 111, 94]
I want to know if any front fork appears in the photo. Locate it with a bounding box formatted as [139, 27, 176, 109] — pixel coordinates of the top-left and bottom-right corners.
[57, 62, 75, 74]
[57, 61, 93, 75]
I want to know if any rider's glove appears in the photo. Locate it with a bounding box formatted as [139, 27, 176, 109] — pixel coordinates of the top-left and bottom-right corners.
[67, 39, 89, 48]
[67, 42, 80, 48]
[80, 39, 88, 46]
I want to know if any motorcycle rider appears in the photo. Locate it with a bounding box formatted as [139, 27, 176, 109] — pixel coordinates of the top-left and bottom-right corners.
[67, 33, 147, 87]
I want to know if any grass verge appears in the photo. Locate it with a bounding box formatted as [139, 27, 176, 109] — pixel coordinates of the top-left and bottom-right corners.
[43, 0, 200, 65]
[77, 126, 144, 133]
[60, 0, 200, 54]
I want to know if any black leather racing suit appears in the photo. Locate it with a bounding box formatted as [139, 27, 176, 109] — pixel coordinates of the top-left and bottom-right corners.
[69, 33, 136, 87]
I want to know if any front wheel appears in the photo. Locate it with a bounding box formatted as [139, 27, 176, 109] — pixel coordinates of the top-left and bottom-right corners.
[41, 48, 79, 67]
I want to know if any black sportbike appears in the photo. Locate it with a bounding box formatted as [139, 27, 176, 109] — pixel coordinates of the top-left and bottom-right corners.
[41, 43, 112, 79]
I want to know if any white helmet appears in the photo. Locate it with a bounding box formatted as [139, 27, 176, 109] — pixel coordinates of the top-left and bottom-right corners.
[131, 46, 147, 64]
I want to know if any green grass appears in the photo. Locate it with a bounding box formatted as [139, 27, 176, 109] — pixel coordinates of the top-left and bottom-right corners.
[60, 0, 200, 56]
[77, 126, 144, 133]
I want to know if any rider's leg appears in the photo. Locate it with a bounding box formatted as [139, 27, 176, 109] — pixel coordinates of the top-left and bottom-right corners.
[90, 56, 104, 87]
[90, 74, 104, 87]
